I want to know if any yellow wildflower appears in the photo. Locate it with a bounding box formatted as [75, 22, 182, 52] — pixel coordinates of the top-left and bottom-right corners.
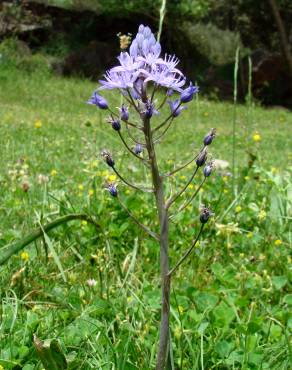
[108, 174, 117, 182]
[274, 239, 282, 246]
[271, 167, 278, 174]
[178, 306, 184, 314]
[50, 169, 57, 176]
[81, 220, 88, 226]
[223, 176, 229, 183]
[239, 253, 245, 258]
[235, 205, 242, 213]
[247, 232, 253, 238]
[78, 184, 84, 191]
[223, 189, 229, 194]
[125, 189, 131, 195]
[179, 175, 186, 181]
[258, 210, 266, 221]
[88, 189, 94, 196]
[188, 184, 194, 190]
[252, 132, 261, 142]
[20, 251, 29, 262]
[34, 119, 42, 129]
[244, 176, 250, 181]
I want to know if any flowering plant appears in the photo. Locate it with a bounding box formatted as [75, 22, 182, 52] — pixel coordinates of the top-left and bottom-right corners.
[88, 24, 215, 369]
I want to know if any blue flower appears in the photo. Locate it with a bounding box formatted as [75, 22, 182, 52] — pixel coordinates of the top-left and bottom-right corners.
[98, 24, 186, 93]
[119, 104, 129, 121]
[87, 91, 108, 109]
[167, 99, 186, 117]
[180, 82, 199, 103]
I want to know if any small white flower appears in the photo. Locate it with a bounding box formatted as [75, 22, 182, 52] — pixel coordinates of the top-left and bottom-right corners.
[87, 279, 97, 287]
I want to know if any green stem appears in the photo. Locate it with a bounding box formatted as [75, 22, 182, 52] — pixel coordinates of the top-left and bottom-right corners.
[0, 214, 99, 266]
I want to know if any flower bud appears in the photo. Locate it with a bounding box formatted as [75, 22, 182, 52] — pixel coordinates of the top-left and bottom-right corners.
[87, 91, 108, 109]
[196, 149, 208, 167]
[180, 82, 199, 103]
[203, 128, 216, 146]
[107, 183, 118, 197]
[134, 144, 143, 155]
[203, 163, 213, 177]
[167, 99, 186, 117]
[107, 117, 121, 131]
[200, 207, 212, 224]
[143, 100, 157, 118]
[101, 150, 115, 167]
[119, 104, 129, 122]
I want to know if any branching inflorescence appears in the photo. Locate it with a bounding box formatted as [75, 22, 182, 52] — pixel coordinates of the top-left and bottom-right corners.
[87, 24, 216, 370]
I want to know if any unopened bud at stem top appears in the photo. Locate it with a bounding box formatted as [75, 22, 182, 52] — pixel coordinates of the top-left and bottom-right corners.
[200, 207, 212, 224]
[203, 128, 216, 146]
[180, 82, 199, 103]
[87, 91, 108, 109]
[107, 183, 118, 197]
[119, 104, 129, 121]
[101, 150, 115, 167]
[196, 149, 208, 167]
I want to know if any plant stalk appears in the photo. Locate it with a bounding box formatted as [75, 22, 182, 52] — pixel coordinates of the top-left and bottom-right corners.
[142, 102, 170, 370]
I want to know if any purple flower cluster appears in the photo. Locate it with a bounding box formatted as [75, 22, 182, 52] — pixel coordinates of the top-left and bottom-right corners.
[99, 25, 187, 95]
[87, 24, 199, 118]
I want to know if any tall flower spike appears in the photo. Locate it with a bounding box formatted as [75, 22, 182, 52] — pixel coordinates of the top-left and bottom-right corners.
[180, 82, 199, 103]
[87, 91, 108, 109]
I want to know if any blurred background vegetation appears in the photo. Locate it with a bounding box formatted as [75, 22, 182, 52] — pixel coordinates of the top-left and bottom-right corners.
[1, 0, 292, 108]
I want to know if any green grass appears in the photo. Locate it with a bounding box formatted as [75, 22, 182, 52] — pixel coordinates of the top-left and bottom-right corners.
[0, 65, 291, 369]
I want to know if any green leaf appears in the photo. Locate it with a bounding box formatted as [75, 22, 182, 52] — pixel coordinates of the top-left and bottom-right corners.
[215, 340, 233, 358]
[43, 232, 67, 282]
[33, 335, 67, 370]
[272, 276, 288, 290]
[247, 321, 262, 334]
[213, 301, 235, 327]
[197, 321, 209, 334]
[283, 294, 292, 305]
[194, 291, 219, 312]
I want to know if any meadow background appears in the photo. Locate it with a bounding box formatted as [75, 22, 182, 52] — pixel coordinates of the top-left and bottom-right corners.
[0, 1, 292, 369]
